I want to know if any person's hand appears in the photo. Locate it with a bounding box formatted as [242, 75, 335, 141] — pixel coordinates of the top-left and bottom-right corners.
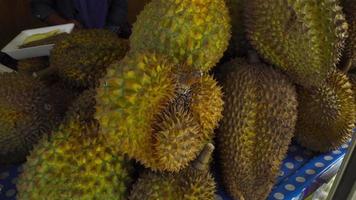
[67, 19, 83, 29]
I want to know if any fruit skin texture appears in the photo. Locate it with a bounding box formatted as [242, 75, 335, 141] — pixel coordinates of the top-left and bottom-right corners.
[295, 71, 355, 152]
[17, 121, 134, 200]
[190, 75, 224, 140]
[340, 0, 356, 71]
[245, 0, 348, 88]
[349, 73, 356, 105]
[17, 57, 49, 74]
[65, 89, 97, 123]
[129, 144, 216, 200]
[0, 73, 59, 164]
[130, 0, 231, 72]
[152, 103, 202, 172]
[50, 29, 129, 88]
[217, 59, 298, 200]
[95, 52, 177, 170]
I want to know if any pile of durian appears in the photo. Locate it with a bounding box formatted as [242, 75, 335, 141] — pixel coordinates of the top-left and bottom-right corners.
[0, 0, 355, 199]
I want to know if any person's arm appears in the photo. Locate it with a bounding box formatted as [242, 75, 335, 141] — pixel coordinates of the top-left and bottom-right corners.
[30, 0, 82, 28]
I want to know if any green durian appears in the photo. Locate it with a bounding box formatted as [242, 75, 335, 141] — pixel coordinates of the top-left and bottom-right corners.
[217, 58, 298, 200]
[17, 57, 49, 74]
[95, 52, 177, 170]
[17, 120, 134, 200]
[245, 0, 348, 87]
[130, 0, 231, 72]
[295, 71, 355, 152]
[0, 73, 60, 164]
[35, 29, 129, 88]
[129, 143, 216, 200]
[340, 0, 356, 72]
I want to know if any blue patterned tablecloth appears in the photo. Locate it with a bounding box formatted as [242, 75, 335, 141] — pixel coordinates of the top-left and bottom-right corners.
[0, 142, 350, 200]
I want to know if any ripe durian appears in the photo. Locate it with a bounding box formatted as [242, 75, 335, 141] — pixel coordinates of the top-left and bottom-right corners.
[95, 52, 177, 170]
[96, 52, 221, 172]
[340, 0, 356, 72]
[17, 120, 134, 200]
[0, 73, 59, 164]
[129, 143, 216, 200]
[65, 89, 97, 123]
[152, 103, 202, 172]
[217, 58, 298, 200]
[349, 73, 356, 105]
[190, 75, 224, 140]
[295, 71, 355, 152]
[17, 57, 49, 74]
[130, 0, 231, 72]
[245, 0, 348, 87]
[35, 29, 129, 88]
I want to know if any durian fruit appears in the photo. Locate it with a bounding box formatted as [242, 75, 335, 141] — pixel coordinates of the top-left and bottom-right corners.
[245, 0, 348, 88]
[65, 89, 97, 123]
[0, 73, 59, 164]
[339, 0, 356, 72]
[225, 0, 248, 57]
[130, 0, 231, 72]
[35, 29, 129, 88]
[349, 73, 356, 105]
[217, 58, 298, 200]
[17, 120, 134, 200]
[17, 57, 49, 74]
[129, 143, 216, 200]
[295, 71, 355, 152]
[152, 103, 202, 172]
[95, 52, 177, 170]
[189, 75, 224, 140]
[96, 51, 222, 172]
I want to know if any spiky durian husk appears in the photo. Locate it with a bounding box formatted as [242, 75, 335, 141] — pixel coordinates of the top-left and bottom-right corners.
[340, 0, 356, 71]
[245, 0, 348, 88]
[295, 71, 355, 152]
[0, 73, 59, 164]
[217, 59, 298, 200]
[50, 29, 129, 88]
[17, 57, 49, 74]
[224, 0, 248, 57]
[190, 75, 224, 140]
[152, 103, 203, 172]
[17, 121, 134, 200]
[95, 52, 176, 170]
[65, 89, 96, 123]
[130, 0, 231, 72]
[349, 73, 356, 105]
[129, 167, 215, 200]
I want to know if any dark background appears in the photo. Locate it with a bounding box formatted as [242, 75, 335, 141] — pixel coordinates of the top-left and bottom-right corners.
[0, 0, 151, 48]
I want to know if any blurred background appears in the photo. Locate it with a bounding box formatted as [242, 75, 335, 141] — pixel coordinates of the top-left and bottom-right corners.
[0, 0, 150, 48]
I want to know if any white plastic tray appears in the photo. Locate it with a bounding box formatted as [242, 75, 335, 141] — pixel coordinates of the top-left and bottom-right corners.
[1, 23, 74, 60]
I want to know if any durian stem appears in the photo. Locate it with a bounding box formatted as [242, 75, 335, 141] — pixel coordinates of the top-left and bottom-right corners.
[247, 50, 261, 64]
[192, 143, 214, 171]
[32, 66, 56, 79]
